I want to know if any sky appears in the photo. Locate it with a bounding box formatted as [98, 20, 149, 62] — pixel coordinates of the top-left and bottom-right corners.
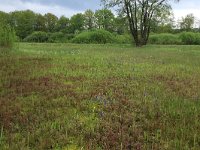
[0, 0, 199, 21]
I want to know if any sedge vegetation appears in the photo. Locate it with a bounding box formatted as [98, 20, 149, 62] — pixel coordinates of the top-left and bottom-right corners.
[0, 43, 200, 149]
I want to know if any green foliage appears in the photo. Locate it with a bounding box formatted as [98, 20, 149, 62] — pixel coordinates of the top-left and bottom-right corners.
[71, 30, 115, 44]
[48, 32, 74, 43]
[0, 11, 10, 25]
[23, 31, 74, 43]
[149, 33, 181, 45]
[95, 9, 115, 32]
[69, 13, 85, 34]
[180, 14, 195, 31]
[0, 24, 16, 48]
[34, 14, 46, 32]
[114, 34, 133, 44]
[84, 9, 95, 30]
[114, 16, 129, 34]
[23, 31, 49, 43]
[44, 13, 58, 32]
[179, 32, 200, 45]
[56, 16, 70, 32]
[48, 32, 65, 43]
[10, 10, 36, 39]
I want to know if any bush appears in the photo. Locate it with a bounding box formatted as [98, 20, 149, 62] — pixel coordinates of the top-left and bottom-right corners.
[0, 24, 16, 48]
[23, 31, 49, 43]
[71, 30, 115, 44]
[48, 32, 65, 43]
[179, 32, 200, 45]
[48, 32, 74, 43]
[149, 33, 181, 45]
[115, 34, 133, 44]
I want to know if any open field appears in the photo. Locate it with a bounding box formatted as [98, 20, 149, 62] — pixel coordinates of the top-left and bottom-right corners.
[0, 43, 200, 149]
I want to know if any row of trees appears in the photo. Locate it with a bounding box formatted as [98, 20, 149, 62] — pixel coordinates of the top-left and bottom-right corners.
[0, 0, 198, 46]
[0, 9, 128, 40]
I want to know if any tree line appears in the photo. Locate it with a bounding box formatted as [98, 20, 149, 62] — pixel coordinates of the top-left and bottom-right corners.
[1, 1, 200, 47]
[0, 8, 197, 40]
[0, 9, 128, 40]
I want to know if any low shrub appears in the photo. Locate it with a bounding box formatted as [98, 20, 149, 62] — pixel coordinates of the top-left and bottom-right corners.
[71, 30, 115, 44]
[48, 32, 74, 43]
[115, 34, 133, 44]
[149, 33, 181, 45]
[23, 31, 49, 43]
[24, 32, 74, 43]
[48, 32, 65, 43]
[179, 32, 200, 45]
[0, 24, 16, 48]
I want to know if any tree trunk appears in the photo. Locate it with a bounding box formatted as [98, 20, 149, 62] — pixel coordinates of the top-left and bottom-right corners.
[131, 33, 147, 47]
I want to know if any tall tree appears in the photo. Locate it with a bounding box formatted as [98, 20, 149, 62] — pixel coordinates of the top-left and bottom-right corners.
[10, 10, 36, 39]
[69, 13, 85, 34]
[56, 16, 70, 32]
[151, 5, 175, 33]
[44, 13, 58, 32]
[34, 14, 46, 31]
[84, 9, 95, 30]
[102, 0, 180, 46]
[95, 9, 115, 32]
[114, 15, 129, 34]
[0, 11, 10, 25]
[180, 13, 195, 31]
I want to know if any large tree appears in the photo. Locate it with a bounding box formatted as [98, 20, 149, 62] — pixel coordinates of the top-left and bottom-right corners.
[151, 5, 174, 33]
[10, 10, 36, 39]
[180, 13, 195, 32]
[84, 9, 95, 30]
[44, 13, 58, 32]
[34, 14, 46, 32]
[0, 11, 10, 25]
[69, 13, 85, 34]
[114, 15, 129, 34]
[56, 16, 70, 32]
[102, 0, 179, 46]
[95, 9, 115, 32]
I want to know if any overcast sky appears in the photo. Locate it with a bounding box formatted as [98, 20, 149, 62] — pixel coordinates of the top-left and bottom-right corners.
[0, 0, 199, 20]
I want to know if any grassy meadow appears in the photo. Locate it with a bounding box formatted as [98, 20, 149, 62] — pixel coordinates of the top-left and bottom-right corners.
[0, 43, 200, 149]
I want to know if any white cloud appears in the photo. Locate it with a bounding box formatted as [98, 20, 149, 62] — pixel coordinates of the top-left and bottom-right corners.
[172, 0, 200, 20]
[0, 0, 199, 22]
[0, 0, 83, 17]
[174, 9, 200, 20]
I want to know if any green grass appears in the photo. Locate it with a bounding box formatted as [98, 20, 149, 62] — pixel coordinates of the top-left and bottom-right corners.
[0, 43, 200, 149]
